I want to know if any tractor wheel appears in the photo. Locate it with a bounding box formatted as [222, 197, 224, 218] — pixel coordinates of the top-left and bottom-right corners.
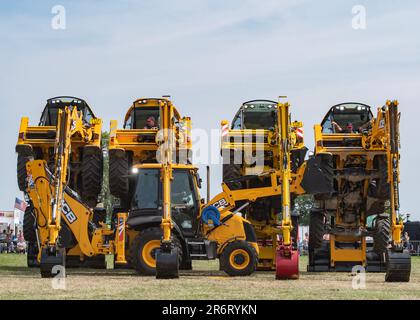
[109, 152, 129, 199]
[220, 240, 258, 276]
[222, 150, 242, 190]
[309, 210, 325, 264]
[81, 151, 103, 207]
[130, 228, 183, 276]
[373, 215, 391, 255]
[17, 153, 34, 191]
[27, 242, 40, 268]
[23, 206, 37, 243]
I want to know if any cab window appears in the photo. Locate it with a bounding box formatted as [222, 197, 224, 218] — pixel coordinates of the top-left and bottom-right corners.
[242, 110, 276, 129]
[125, 107, 160, 129]
[171, 171, 198, 232]
[132, 169, 161, 210]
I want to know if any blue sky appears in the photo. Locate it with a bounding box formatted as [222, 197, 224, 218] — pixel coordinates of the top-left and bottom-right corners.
[1, 0, 419, 220]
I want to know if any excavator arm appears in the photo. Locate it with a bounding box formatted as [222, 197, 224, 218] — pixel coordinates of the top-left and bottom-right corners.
[25, 105, 127, 278]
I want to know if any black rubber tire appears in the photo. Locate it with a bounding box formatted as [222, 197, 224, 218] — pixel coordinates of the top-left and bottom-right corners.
[109, 153, 129, 199]
[309, 210, 325, 250]
[373, 215, 391, 255]
[222, 150, 242, 190]
[220, 240, 258, 277]
[318, 154, 334, 193]
[129, 228, 183, 276]
[27, 242, 39, 268]
[373, 156, 390, 200]
[23, 206, 37, 243]
[17, 154, 34, 191]
[81, 151, 103, 206]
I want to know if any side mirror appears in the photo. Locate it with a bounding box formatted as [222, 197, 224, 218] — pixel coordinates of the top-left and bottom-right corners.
[196, 173, 202, 189]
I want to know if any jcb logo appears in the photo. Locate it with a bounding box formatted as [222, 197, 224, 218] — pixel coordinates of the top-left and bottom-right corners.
[62, 202, 77, 224]
[213, 198, 228, 209]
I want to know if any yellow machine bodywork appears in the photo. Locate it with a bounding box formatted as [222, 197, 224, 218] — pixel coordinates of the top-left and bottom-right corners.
[16, 97, 102, 206]
[109, 97, 192, 164]
[220, 99, 306, 270]
[108, 97, 192, 203]
[308, 100, 410, 281]
[26, 159, 127, 266]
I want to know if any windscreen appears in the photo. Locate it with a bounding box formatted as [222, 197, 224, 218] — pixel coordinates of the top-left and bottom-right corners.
[131, 169, 161, 210]
[39, 99, 93, 126]
[322, 103, 372, 133]
[125, 107, 160, 129]
[130, 168, 197, 232]
[242, 110, 276, 129]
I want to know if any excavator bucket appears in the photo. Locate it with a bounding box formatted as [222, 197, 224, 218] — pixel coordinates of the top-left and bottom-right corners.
[385, 249, 411, 282]
[40, 247, 66, 278]
[275, 247, 299, 280]
[156, 245, 179, 279]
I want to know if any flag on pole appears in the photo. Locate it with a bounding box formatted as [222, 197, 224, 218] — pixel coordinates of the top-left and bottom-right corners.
[14, 198, 28, 212]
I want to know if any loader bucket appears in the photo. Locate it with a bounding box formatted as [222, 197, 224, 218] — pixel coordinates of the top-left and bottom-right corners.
[40, 247, 66, 278]
[385, 249, 411, 282]
[156, 246, 179, 279]
[301, 154, 334, 195]
[275, 247, 299, 280]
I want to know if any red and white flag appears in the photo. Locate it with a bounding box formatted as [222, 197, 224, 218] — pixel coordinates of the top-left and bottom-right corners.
[14, 198, 28, 212]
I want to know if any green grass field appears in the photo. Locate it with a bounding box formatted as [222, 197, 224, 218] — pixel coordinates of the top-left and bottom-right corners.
[0, 254, 419, 300]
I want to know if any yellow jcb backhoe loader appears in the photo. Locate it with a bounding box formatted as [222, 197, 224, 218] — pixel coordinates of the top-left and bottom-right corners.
[305, 100, 411, 282]
[219, 99, 318, 279]
[219, 99, 325, 277]
[17, 97, 104, 268]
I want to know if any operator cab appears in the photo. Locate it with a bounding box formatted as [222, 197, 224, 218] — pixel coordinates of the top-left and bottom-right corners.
[321, 102, 373, 134]
[124, 107, 160, 130]
[39, 96, 96, 126]
[231, 100, 277, 130]
[128, 165, 201, 237]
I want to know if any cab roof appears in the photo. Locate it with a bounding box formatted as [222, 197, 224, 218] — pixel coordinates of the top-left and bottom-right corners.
[44, 96, 96, 118]
[124, 97, 181, 123]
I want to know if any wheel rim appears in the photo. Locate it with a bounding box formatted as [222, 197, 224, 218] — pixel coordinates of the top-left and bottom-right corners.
[229, 249, 250, 270]
[142, 240, 161, 268]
